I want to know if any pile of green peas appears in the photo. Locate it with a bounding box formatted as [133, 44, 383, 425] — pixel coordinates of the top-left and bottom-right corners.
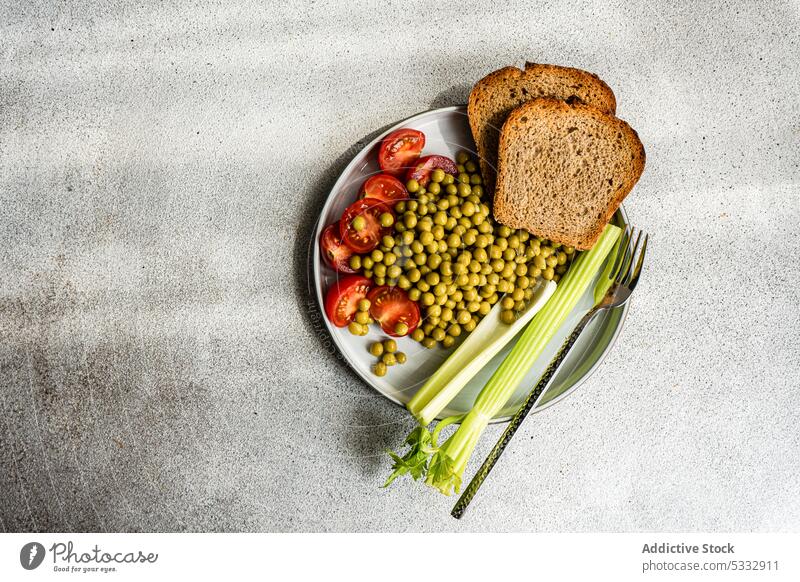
[347, 298, 373, 336]
[348, 151, 575, 349]
[369, 338, 407, 377]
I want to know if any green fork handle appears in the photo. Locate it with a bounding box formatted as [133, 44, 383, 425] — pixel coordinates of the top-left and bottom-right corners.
[451, 308, 597, 519]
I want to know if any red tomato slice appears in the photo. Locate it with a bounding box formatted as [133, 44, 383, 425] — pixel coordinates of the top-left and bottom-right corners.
[360, 174, 408, 206]
[367, 286, 421, 337]
[378, 128, 425, 177]
[320, 223, 356, 274]
[325, 275, 373, 328]
[405, 155, 458, 187]
[339, 199, 392, 254]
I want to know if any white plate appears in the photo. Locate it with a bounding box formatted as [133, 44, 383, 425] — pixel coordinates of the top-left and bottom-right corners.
[312, 106, 629, 422]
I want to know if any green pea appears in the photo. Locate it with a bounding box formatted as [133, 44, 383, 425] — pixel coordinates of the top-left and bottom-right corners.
[471, 184, 483, 197]
[369, 342, 385, 357]
[411, 328, 424, 342]
[432, 328, 446, 342]
[421, 337, 436, 349]
[352, 215, 366, 231]
[427, 182, 441, 196]
[463, 319, 477, 332]
[374, 264, 387, 278]
[379, 213, 394, 228]
[427, 304, 442, 318]
[469, 174, 482, 185]
[408, 288, 421, 301]
[374, 361, 387, 376]
[387, 265, 402, 279]
[355, 311, 370, 325]
[349, 255, 362, 270]
[442, 335, 455, 348]
[413, 253, 426, 266]
[500, 310, 516, 324]
[543, 267, 555, 280]
[457, 183, 471, 197]
[396, 352, 407, 364]
[406, 179, 420, 193]
[417, 280, 430, 292]
[433, 211, 448, 226]
[456, 151, 470, 164]
[534, 255, 547, 270]
[393, 322, 409, 336]
[362, 256, 374, 270]
[404, 213, 417, 229]
[421, 292, 435, 306]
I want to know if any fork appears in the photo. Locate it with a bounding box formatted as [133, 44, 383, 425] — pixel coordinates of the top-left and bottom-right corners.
[451, 226, 649, 519]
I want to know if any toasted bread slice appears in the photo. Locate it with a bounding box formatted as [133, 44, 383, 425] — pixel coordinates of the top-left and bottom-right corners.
[468, 62, 617, 195]
[494, 98, 645, 250]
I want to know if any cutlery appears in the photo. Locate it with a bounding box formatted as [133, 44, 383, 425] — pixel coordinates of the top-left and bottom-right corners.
[451, 226, 649, 519]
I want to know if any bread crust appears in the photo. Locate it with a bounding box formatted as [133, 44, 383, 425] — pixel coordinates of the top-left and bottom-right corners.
[494, 98, 645, 250]
[468, 62, 617, 196]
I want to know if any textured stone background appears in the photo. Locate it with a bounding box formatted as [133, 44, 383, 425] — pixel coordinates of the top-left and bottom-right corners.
[1, 1, 798, 532]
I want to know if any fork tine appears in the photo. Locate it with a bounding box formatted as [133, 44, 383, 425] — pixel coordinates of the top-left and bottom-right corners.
[615, 226, 636, 284]
[611, 226, 632, 283]
[622, 230, 643, 286]
[626, 233, 648, 291]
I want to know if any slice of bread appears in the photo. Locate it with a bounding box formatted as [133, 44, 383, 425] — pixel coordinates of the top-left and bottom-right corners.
[468, 62, 617, 196]
[494, 98, 645, 250]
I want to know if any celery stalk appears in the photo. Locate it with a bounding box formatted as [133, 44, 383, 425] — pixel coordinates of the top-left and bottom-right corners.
[385, 224, 621, 494]
[407, 280, 556, 426]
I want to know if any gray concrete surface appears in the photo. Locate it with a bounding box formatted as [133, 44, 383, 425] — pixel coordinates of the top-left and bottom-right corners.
[1, 0, 799, 532]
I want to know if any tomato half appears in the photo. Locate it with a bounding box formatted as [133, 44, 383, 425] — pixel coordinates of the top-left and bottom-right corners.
[360, 173, 408, 206]
[367, 286, 421, 337]
[378, 128, 425, 177]
[339, 198, 392, 254]
[405, 155, 458, 187]
[325, 275, 373, 328]
[320, 223, 356, 274]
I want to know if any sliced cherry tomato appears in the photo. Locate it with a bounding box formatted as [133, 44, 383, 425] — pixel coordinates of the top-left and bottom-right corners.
[339, 198, 392, 254]
[405, 155, 458, 187]
[360, 173, 408, 207]
[378, 128, 425, 177]
[367, 286, 421, 337]
[320, 223, 356, 274]
[325, 275, 373, 328]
